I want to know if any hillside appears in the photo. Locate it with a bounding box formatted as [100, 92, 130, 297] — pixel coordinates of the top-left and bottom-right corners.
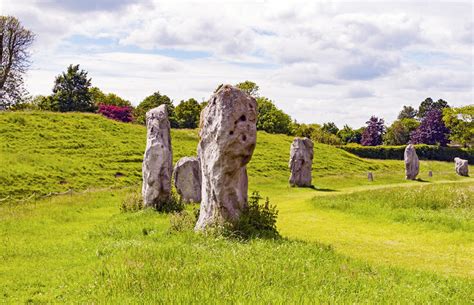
[0, 111, 463, 199]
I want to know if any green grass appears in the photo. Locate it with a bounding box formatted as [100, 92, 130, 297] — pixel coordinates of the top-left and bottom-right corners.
[1, 111, 473, 303]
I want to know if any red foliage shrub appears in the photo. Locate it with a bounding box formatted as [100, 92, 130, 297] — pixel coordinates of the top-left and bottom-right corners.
[98, 104, 133, 122]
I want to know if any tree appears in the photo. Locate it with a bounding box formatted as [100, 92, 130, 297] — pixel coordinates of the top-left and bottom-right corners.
[256, 97, 292, 135]
[442, 105, 473, 147]
[0, 16, 35, 109]
[321, 122, 339, 135]
[175, 98, 201, 128]
[236, 81, 259, 97]
[134, 92, 177, 126]
[410, 109, 450, 146]
[417, 97, 449, 119]
[337, 125, 363, 144]
[361, 116, 385, 146]
[384, 118, 419, 145]
[398, 105, 417, 120]
[90, 87, 131, 107]
[51, 64, 95, 112]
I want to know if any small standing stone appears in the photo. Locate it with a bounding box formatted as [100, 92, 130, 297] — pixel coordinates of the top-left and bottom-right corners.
[195, 85, 257, 230]
[142, 105, 173, 208]
[289, 137, 314, 187]
[404, 144, 419, 180]
[428, 170, 433, 177]
[454, 157, 469, 176]
[173, 157, 201, 203]
[368, 172, 373, 181]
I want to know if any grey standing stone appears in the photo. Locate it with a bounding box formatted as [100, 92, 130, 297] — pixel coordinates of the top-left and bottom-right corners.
[428, 170, 433, 177]
[195, 85, 257, 230]
[174, 157, 201, 203]
[289, 137, 314, 187]
[454, 157, 469, 176]
[142, 105, 173, 208]
[368, 172, 374, 181]
[404, 144, 419, 180]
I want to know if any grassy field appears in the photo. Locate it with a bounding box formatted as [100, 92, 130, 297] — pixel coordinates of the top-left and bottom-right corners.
[1, 112, 473, 303]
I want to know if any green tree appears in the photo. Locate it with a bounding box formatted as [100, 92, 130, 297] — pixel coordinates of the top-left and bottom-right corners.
[418, 98, 449, 119]
[175, 98, 201, 128]
[398, 105, 417, 119]
[337, 125, 363, 144]
[236, 81, 259, 97]
[134, 92, 177, 126]
[443, 105, 474, 147]
[256, 97, 292, 135]
[90, 87, 132, 107]
[322, 122, 339, 135]
[384, 118, 420, 145]
[51, 64, 95, 112]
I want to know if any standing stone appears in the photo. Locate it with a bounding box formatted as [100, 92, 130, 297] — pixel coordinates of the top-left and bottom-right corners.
[368, 172, 374, 181]
[289, 137, 314, 187]
[195, 85, 257, 230]
[404, 144, 419, 180]
[454, 157, 469, 176]
[428, 170, 433, 177]
[174, 157, 201, 203]
[142, 105, 173, 208]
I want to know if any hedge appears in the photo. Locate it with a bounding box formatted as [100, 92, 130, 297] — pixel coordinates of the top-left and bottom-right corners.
[340, 144, 474, 164]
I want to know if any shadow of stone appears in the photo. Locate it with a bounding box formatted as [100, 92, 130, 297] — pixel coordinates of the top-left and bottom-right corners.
[309, 185, 337, 192]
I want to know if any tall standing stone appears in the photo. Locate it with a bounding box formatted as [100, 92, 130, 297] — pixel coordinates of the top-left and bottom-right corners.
[289, 137, 314, 187]
[404, 144, 419, 180]
[142, 105, 173, 208]
[195, 85, 257, 230]
[454, 157, 469, 176]
[174, 156, 201, 203]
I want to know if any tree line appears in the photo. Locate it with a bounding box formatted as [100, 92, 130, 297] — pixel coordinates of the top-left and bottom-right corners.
[1, 16, 472, 148]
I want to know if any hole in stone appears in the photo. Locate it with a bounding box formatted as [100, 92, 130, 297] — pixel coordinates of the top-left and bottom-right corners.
[242, 135, 247, 141]
[239, 115, 246, 122]
[229, 131, 234, 135]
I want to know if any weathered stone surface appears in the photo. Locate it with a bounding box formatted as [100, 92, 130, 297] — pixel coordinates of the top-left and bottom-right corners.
[404, 144, 419, 180]
[289, 137, 314, 187]
[142, 105, 173, 208]
[173, 156, 201, 203]
[195, 85, 257, 230]
[454, 157, 469, 176]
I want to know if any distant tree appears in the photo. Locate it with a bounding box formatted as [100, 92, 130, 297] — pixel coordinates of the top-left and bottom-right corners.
[98, 104, 133, 123]
[90, 87, 131, 107]
[236, 81, 260, 97]
[0, 16, 35, 109]
[417, 98, 450, 119]
[134, 92, 177, 126]
[311, 127, 342, 145]
[256, 97, 292, 135]
[337, 125, 363, 144]
[51, 64, 95, 112]
[361, 116, 385, 146]
[384, 118, 419, 145]
[442, 105, 473, 147]
[410, 109, 450, 146]
[321, 122, 339, 135]
[397, 105, 417, 120]
[175, 98, 201, 129]
[292, 123, 318, 138]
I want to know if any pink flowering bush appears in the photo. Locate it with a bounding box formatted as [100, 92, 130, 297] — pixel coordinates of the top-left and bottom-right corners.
[98, 104, 133, 122]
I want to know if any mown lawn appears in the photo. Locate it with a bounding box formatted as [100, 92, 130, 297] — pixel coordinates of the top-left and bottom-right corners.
[1, 111, 473, 303]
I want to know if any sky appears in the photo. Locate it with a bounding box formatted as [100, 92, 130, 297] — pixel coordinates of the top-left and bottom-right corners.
[1, 0, 473, 127]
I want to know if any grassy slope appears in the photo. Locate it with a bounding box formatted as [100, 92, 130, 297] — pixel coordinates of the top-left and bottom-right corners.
[1, 112, 473, 303]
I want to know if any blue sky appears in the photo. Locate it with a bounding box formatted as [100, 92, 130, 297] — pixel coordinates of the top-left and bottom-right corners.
[1, 0, 472, 127]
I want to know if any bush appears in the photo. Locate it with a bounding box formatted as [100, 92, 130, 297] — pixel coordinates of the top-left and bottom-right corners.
[120, 190, 143, 212]
[155, 189, 184, 213]
[340, 144, 474, 164]
[98, 104, 133, 122]
[168, 210, 198, 233]
[231, 191, 280, 240]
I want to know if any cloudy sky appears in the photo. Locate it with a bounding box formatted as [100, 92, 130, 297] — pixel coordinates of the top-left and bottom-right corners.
[1, 0, 473, 127]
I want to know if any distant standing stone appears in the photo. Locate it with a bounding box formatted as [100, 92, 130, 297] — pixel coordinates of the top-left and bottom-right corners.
[289, 137, 314, 187]
[142, 105, 173, 208]
[428, 170, 433, 177]
[174, 157, 201, 203]
[368, 172, 373, 181]
[404, 144, 419, 180]
[195, 85, 257, 230]
[454, 157, 469, 176]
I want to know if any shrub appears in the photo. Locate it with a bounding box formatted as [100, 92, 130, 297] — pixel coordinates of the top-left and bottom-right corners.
[231, 191, 280, 240]
[340, 144, 474, 164]
[98, 104, 133, 122]
[120, 190, 143, 212]
[169, 210, 197, 233]
[155, 189, 184, 213]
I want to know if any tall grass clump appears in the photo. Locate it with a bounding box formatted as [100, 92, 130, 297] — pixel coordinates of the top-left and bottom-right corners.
[121, 188, 184, 213]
